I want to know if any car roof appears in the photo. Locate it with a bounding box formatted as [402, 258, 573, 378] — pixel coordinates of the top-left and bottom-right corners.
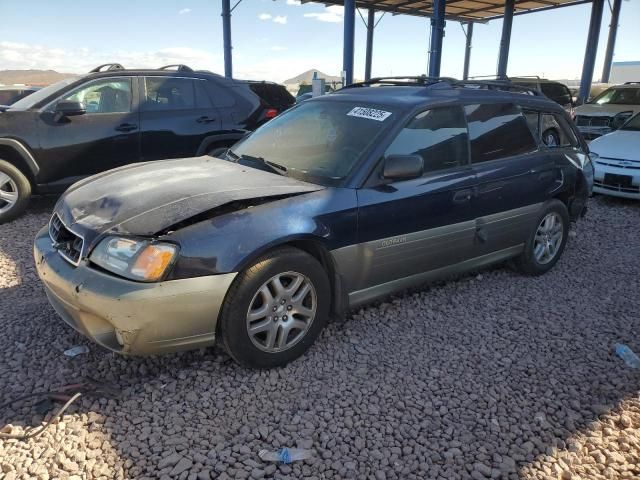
[321, 82, 564, 113]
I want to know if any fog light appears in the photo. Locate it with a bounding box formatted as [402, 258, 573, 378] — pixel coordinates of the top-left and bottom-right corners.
[115, 329, 125, 346]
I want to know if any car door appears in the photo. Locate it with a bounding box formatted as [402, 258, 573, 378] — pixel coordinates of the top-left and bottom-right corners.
[36, 77, 140, 185]
[345, 106, 478, 300]
[465, 103, 557, 257]
[139, 76, 222, 160]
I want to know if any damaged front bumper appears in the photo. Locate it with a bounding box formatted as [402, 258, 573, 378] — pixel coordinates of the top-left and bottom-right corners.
[34, 226, 237, 355]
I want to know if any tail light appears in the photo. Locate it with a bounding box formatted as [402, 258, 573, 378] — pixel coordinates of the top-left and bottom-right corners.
[265, 108, 278, 119]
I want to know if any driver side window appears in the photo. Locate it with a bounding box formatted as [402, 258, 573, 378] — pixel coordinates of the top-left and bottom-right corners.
[61, 79, 132, 114]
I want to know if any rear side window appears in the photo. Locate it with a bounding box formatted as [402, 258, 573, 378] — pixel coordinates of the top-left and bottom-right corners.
[465, 103, 537, 163]
[384, 106, 469, 174]
[142, 77, 195, 111]
[205, 81, 236, 108]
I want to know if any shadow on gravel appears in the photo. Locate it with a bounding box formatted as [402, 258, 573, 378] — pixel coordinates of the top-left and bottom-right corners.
[1, 196, 639, 480]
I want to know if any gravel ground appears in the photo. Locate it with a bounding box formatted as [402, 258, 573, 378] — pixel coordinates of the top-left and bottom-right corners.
[0, 195, 639, 480]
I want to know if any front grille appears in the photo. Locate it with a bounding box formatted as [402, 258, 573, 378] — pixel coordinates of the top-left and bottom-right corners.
[576, 115, 611, 127]
[594, 181, 640, 194]
[49, 213, 84, 266]
[596, 158, 640, 170]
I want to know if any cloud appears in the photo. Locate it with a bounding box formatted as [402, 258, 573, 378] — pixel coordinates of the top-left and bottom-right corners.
[258, 13, 272, 20]
[286, 0, 301, 5]
[270, 46, 288, 51]
[273, 15, 287, 24]
[178, 8, 191, 15]
[0, 41, 222, 74]
[304, 5, 343, 23]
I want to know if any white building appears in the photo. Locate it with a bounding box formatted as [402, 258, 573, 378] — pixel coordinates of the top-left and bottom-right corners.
[610, 61, 640, 84]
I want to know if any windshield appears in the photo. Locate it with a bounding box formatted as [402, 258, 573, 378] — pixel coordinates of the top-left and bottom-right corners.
[589, 87, 640, 106]
[621, 113, 640, 131]
[232, 100, 397, 185]
[9, 77, 79, 110]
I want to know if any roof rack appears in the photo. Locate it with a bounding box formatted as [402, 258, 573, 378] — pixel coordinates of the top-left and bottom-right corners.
[343, 75, 459, 89]
[623, 81, 640, 85]
[456, 79, 541, 96]
[89, 63, 125, 73]
[158, 64, 194, 72]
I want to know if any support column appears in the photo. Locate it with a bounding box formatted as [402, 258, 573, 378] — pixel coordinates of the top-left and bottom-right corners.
[364, 9, 375, 81]
[463, 22, 473, 80]
[496, 0, 514, 78]
[343, 0, 356, 85]
[222, 0, 233, 78]
[578, 0, 605, 104]
[428, 0, 446, 78]
[601, 0, 622, 83]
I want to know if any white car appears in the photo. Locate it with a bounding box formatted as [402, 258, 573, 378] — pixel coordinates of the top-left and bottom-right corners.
[589, 113, 640, 200]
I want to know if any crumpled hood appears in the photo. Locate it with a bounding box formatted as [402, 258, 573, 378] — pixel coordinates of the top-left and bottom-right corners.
[589, 130, 640, 161]
[574, 103, 640, 117]
[57, 156, 323, 237]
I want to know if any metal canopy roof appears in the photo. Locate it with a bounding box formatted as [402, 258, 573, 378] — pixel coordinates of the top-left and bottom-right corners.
[305, 0, 591, 22]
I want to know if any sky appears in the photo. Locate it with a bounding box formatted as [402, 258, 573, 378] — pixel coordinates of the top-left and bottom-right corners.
[0, 0, 639, 83]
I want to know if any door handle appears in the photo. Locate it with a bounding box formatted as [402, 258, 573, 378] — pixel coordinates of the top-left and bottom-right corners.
[453, 189, 473, 204]
[115, 123, 137, 132]
[196, 116, 216, 124]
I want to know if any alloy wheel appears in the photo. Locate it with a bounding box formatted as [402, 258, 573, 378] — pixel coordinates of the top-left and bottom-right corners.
[246, 271, 317, 353]
[0, 172, 19, 214]
[533, 212, 564, 264]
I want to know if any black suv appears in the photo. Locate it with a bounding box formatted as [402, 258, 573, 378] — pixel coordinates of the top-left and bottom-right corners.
[0, 64, 293, 223]
[35, 76, 594, 366]
[0, 85, 40, 109]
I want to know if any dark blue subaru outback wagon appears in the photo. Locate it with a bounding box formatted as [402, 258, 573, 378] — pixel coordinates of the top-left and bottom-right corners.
[34, 77, 594, 368]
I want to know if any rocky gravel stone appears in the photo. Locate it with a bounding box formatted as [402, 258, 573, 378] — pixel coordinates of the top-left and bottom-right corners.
[0, 195, 639, 479]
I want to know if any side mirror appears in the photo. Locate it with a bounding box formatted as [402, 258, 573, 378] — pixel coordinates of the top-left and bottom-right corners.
[383, 154, 423, 180]
[55, 100, 86, 117]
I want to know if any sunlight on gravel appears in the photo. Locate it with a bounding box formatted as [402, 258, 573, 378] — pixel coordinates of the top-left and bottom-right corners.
[0, 196, 638, 480]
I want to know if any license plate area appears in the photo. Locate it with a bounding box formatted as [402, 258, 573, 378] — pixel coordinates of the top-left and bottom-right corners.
[604, 173, 633, 188]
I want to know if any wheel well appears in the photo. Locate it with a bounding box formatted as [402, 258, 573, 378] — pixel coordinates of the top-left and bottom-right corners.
[553, 190, 570, 208]
[0, 145, 35, 184]
[285, 239, 345, 320]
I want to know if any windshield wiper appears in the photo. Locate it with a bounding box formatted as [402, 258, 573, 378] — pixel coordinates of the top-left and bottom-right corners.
[227, 149, 288, 176]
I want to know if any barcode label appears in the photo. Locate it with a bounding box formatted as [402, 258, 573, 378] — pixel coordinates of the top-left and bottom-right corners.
[347, 107, 392, 122]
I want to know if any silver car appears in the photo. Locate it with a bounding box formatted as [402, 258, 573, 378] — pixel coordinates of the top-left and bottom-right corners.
[574, 83, 640, 140]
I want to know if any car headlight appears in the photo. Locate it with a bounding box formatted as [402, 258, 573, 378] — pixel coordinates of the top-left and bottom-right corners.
[90, 236, 178, 282]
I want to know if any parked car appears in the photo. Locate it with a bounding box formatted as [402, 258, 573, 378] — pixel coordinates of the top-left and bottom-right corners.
[34, 77, 592, 367]
[510, 77, 574, 115]
[0, 85, 40, 110]
[589, 112, 640, 199]
[574, 82, 640, 140]
[0, 64, 280, 223]
[242, 80, 295, 114]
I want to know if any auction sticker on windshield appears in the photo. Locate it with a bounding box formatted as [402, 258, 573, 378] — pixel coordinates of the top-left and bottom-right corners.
[347, 107, 392, 122]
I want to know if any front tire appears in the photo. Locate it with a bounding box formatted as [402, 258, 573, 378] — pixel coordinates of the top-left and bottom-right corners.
[0, 160, 31, 225]
[218, 247, 330, 368]
[515, 199, 569, 276]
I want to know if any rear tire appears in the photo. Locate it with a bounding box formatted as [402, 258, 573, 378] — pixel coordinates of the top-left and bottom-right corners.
[0, 160, 31, 225]
[218, 247, 330, 368]
[515, 199, 569, 276]
[542, 128, 560, 147]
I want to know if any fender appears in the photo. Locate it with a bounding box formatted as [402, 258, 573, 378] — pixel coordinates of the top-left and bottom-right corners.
[0, 138, 39, 176]
[196, 131, 250, 156]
